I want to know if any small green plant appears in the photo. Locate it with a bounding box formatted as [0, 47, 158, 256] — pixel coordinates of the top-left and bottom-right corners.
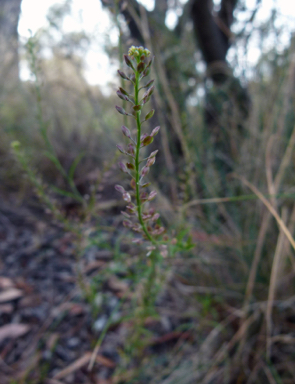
[114, 46, 171, 353]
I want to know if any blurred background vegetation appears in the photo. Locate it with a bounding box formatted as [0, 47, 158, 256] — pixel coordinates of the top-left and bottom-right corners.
[1, 0, 295, 383]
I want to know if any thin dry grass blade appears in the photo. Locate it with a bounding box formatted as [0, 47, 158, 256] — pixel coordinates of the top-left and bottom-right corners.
[233, 174, 295, 252]
[265, 135, 277, 208]
[266, 207, 288, 361]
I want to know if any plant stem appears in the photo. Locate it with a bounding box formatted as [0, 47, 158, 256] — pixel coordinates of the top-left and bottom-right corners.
[134, 70, 156, 244]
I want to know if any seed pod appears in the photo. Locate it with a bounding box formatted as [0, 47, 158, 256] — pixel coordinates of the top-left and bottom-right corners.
[141, 79, 154, 89]
[115, 184, 125, 194]
[124, 54, 134, 70]
[151, 213, 160, 221]
[117, 91, 132, 103]
[132, 238, 143, 244]
[141, 136, 154, 147]
[140, 182, 151, 188]
[122, 192, 131, 202]
[121, 126, 131, 138]
[144, 110, 154, 121]
[142, 213, 152, 220]
[126, 162, 135, 170]
[148, 190, 157, 201]
[123, 220, 132, 228]
[151, 227, 165, 236]
[137, 62, 145, 73]
[130, 179, 136, 189]
[133, 105, 142, 112]
[127, 143, 135, 156]
[118, 162, 128, 173]
[151, 126, 160, 137]
[116, 144, 126, 154]
[126, 203, 136, 213]
[132, 223, 142, 232]
[142, 85, 154, 100]
[146, 56, 154, 69]
[140, 192, 148, 202]
[117, 70, 130, 80]
[121, 211, 131, 218]
[148, 150, 158, 158]
[116, 106, 127, 115]
[141, 166, 150, 178]
[140, 133, 148, 142]
[119, 87, 129, 95]
[147, 156, 155, 167]
[142, 67, 151, 78]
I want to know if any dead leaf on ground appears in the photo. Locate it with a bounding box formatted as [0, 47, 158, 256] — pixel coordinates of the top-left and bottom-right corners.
[53, 352, 115, 379]
[0, 288, 23, 303]
[0, 277, 14, 289]
[0, 323, 30, 343]
[108, 277, 129, 293]
[0, 304, 13, 314]
[84, 260, 106, 274]
[51, 302, 86, 317]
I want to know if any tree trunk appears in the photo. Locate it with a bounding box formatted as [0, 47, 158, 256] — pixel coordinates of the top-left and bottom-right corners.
[0, 0, 22, 89]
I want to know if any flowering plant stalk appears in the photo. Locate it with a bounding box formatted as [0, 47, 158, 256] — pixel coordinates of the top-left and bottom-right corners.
[115, 46, 166, 247]
[115, 47, 168, 317]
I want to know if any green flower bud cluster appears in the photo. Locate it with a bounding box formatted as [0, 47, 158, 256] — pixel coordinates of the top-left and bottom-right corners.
[128, 46, 151, 60]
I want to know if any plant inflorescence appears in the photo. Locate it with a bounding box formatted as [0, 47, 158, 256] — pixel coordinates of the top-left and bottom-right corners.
[115, 46, 168, 258]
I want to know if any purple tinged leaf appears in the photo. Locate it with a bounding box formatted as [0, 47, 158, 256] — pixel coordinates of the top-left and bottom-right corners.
[118, 162, 128, 173]
[148, 191, 157, 201]
[116, 106, 127, 115]
[151, 213, 160, 221]
[145, 110, 154, 121]
[151, 126, 160, 137]
[122, 192, 131, 202]
[115, 184, 125, 194]
[124, 54, 134, 70]
[141, 136, 154, 147]
[121, 125, 131, 138]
